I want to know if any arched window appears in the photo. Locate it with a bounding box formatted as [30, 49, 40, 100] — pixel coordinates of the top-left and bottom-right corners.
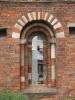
[20, 21, 56, 90]
[27, 32, 48, 85]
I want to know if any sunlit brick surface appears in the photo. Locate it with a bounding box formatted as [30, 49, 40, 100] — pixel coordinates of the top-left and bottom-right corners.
[0, 1, 75, 100]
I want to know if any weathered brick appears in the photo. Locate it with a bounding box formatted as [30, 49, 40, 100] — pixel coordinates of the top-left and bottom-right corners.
[0, 1, 75, 100]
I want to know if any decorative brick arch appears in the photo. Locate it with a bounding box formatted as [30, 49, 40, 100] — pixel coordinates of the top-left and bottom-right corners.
[12, 11, 65, 38]
[11, 11, 65, 90]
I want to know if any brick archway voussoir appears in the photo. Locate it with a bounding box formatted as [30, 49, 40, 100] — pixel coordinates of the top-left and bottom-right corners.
[12, 11, 65, 39]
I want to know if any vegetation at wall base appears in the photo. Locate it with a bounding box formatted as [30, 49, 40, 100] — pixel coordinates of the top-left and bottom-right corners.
[0, 90, 29, 100]
[63, 96, 75, 100]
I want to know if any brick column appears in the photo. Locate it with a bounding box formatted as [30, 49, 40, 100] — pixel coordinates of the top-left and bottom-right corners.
[28, 43, 32, 85]
[43, 41, 48, 84]
[47, 42, 51, 86]
[50, 38, 56, 87]
[20, 39, 26, 90]
[25, 41, 29, 87]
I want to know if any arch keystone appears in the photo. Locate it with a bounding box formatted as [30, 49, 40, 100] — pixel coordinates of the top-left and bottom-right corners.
[27, 13, 33, 21]
[38, 12, 41, 20]
[32, 12, 36, 20]
[44, 12, 49, 20]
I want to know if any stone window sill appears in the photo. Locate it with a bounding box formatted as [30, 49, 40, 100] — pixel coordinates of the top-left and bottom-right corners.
[23, 85, 57, 95]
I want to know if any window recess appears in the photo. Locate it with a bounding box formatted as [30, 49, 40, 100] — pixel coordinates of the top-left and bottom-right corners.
[69, 27, 75, 35]
[0, 28, 7, 38]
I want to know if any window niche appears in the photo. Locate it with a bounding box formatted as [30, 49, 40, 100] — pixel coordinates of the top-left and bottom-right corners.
[68, 23, 75, 36]
[69, 27, 75, 35]
[0, 28, 7, 38]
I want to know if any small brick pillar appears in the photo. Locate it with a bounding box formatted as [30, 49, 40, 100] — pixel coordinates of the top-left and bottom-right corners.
[50, 38, 56, 87]
[20, 39, 26, 90]
[47, 42, 51, 86]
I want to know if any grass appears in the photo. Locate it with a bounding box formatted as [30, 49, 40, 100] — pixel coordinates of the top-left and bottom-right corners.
[0, 90, 29, 100]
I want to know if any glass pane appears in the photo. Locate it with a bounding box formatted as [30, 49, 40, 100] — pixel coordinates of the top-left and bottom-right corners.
[32, 35, 44, 84]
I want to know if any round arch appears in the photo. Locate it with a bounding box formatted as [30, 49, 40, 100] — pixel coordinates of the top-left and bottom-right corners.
[21, 22, 54, 39]
[20, 19, 57, 90]
[12, 11, 65, 39]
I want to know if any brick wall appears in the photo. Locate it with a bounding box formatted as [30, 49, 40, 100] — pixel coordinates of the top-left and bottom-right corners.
[0, 38, 20, 91]
[0, 1, 75, 99]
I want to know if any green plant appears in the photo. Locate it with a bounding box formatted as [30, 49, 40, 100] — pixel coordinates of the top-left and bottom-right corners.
[63, 96, 75, 100]
[72, 97, 75, 100]
[0, 90, 28, 100]
[63, 97, 67, 100]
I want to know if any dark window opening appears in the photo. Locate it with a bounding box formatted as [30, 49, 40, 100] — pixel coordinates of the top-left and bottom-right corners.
[0, 28, 7, 38]
[69, 27, 75, 35]
[38, 63, 43, 77]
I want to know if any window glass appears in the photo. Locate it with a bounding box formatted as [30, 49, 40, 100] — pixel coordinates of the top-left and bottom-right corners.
[32, 35, 44, 84]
